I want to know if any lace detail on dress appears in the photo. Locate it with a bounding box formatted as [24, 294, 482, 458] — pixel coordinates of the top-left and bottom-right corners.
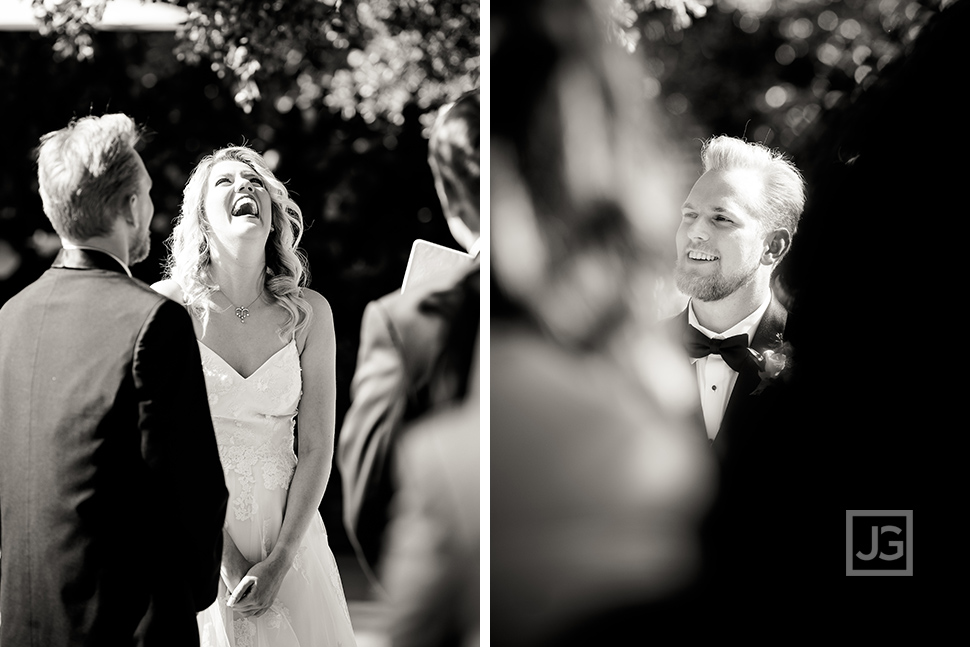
[200, 341, 300, 521]
[219, 438, 295, 521]
[260, 446, 294, 492]
[233, 617, 256, 647]
[266, 601, 292, 630]
[196, 338, 358, 646]
[291, 541, 311, 585]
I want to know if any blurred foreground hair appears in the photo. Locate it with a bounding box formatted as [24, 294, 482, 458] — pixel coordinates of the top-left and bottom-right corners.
[491, 0, 681, 349]
[429, 90, 481, 236]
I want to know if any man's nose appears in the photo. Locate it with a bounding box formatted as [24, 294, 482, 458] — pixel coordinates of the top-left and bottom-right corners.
[686, 218, 709, 241]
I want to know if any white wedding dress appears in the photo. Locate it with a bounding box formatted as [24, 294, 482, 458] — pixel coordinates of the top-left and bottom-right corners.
[196, 339, 357, 647]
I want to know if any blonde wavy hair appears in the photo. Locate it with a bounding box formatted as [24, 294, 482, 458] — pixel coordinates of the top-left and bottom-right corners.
[164, 146, 312, 340]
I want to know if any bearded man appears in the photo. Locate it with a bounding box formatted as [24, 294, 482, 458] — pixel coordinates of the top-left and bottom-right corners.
[663, 135, 807, 630]
[672, 135, 805, 451]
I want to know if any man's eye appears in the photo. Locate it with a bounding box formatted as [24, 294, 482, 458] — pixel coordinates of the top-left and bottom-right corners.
[714, 215, 731, 223]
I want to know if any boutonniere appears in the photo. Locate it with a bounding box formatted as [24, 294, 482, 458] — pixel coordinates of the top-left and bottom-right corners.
[747, 333, 793, 395]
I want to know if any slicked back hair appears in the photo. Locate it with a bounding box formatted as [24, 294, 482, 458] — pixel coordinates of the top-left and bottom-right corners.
[36, 113, 142, 241]
[700, 135, 806, 236]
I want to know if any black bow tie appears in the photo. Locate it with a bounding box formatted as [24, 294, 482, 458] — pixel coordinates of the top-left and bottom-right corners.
[683, 325, 752, 373]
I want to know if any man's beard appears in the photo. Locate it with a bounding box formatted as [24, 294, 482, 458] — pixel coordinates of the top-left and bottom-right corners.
[129, 229, 151, 265]
[674, 259, 757, 302]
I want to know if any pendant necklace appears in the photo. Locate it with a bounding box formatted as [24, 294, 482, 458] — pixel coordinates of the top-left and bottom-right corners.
[224, 289, 263, 323]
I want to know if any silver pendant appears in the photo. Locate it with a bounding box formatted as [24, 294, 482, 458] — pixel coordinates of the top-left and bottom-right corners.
[235, 306, 250, 323]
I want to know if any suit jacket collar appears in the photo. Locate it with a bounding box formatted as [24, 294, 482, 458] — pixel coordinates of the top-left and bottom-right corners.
[717, 293, 788, 399]
[52, 247, 131, 276]
[749, 294, 787, 355]
[670, 294, 789, 449]
[715, 293, 788, 452]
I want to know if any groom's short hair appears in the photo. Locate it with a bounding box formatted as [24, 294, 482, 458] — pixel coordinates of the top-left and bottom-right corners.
[701, 135, 806, 237]
[35, 113, 143, 242]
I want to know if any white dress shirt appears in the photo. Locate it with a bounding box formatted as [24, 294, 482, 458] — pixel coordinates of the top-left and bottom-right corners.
[688, 296, 771, 440]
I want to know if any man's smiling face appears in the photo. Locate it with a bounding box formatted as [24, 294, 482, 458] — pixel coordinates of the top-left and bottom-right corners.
[675, 168, 769, 302]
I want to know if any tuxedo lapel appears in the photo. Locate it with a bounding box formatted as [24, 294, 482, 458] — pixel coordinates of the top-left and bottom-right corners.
[668, 296, 789, 450]
[712, 295, 788, 452]
[713, 362, 760, 454]
[749, 296, 788, 355]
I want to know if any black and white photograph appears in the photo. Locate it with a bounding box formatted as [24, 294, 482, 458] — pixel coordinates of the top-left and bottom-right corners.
[1, 1, 478, 645]
[0, 0, 961, 644]
[490, 0, 956, 641]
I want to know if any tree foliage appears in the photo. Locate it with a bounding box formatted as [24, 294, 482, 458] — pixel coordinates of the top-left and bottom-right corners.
[31, 0, 480, 130]
[619, 0, 951, 150]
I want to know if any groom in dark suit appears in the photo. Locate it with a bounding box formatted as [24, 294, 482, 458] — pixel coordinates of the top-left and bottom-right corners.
[667, 134, 806, 627]
[338, 91, 480, 590]
[672, 135, 804, 455]
[0, 114, 228, 646]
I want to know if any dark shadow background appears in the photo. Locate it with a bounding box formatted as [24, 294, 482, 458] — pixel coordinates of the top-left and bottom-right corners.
[781, 0, 965, 613]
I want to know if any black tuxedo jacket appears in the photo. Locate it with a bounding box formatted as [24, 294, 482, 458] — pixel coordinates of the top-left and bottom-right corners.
[667, 295, 802, 624]
[338, 262, 480, 585]
[670, 294, 789, 459]
[0, 248, 228, 647]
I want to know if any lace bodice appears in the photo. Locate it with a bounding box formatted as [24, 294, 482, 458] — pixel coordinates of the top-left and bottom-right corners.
[199, 339, 302, 521]
[196, 338, 356, 646]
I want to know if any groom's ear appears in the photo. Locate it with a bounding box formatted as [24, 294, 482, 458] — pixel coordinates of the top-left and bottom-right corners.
[761, 229, 791, 265]
[120, 193, 139, 227]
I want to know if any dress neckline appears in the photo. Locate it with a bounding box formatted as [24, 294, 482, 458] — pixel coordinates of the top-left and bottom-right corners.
[198, 338, 296, 381]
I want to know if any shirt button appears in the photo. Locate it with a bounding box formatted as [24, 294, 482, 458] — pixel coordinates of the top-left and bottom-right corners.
[712, 385, 717, 391]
